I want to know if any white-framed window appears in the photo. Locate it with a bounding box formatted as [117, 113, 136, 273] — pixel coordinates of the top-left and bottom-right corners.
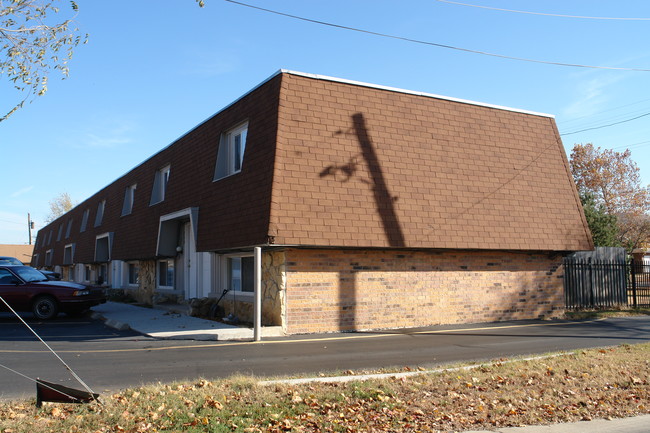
[214, 122, 248, 181]
[65, 219, 73, 239]
[80, 209, 89, 232]
[95, 232, 112, 263]
[150, 165, 171, 206]
[121, 184, 137, 216]
[32, 253, 40, 268]
[157, 259, 174, 289]
[128, 262, 140, 286]
[94, 200, 106, 227]
[63, 243, 75, 265]
[45, 249, 53, 267]
[222, 253, 254, 293]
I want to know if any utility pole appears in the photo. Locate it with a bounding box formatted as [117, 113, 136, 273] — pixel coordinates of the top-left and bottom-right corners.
[27, 213, 34, 245]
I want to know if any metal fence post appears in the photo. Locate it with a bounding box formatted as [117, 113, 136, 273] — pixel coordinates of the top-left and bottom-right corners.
[588, 258, 594, 307]
[631, 259, 638, 309]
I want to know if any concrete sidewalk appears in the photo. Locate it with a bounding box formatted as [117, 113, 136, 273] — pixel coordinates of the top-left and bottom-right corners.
[91, 301, 283, 340]
[464, 414, 650, 432]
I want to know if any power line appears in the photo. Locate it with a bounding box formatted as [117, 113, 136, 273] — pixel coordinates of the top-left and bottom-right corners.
[611, 140, 650, 151]
[557, 98, 650, 127]
[224, 0, 650, 72]
[435, 0, 650, 21]
[0, 218, 24, 227]
[559, 106, 650, 133]
[561, 111, 650, 136]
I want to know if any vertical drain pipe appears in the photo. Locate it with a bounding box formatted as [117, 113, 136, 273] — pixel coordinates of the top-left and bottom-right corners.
[254, 247, 262, 341]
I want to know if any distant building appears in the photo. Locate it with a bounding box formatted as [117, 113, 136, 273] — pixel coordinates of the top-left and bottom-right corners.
[0, 244, 34, 265]
[32, 71, 593, 334]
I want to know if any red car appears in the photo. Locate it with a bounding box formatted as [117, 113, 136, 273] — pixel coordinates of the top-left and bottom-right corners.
[0, 266, 106, 320]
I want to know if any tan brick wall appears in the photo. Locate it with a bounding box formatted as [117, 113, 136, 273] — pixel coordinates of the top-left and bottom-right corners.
[284, 248, 564, 334]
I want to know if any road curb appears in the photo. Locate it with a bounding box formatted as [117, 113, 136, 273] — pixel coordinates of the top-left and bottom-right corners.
[91, 311, 131, 332]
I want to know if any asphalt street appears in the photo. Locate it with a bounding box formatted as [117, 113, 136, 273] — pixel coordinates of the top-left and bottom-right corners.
[1, 313, 650, 403]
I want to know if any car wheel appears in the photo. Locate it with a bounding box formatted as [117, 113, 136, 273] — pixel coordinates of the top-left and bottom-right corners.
[32, 296, 59, 320]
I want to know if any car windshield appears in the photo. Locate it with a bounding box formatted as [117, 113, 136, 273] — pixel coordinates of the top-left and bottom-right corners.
[0, 257, 22, 265]
[13, 266, 48, 283]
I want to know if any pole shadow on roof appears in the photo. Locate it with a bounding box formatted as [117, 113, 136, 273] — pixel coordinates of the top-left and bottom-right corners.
[351, 112, 406, 248]
[321, 113, 406, 249]
[320, 113, 407, 331]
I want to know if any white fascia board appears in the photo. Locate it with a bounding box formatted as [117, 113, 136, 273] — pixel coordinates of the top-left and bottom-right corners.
[279, 70, 554, 118]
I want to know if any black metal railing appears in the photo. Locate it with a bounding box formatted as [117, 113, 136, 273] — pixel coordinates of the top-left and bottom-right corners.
[629, 262, 650, 308]
[564, 259, 650, 309]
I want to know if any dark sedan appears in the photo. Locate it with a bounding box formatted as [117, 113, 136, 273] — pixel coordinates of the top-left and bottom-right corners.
[0, 266, 106, 319]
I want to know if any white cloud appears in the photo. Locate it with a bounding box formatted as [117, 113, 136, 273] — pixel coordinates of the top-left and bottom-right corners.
[10, 186, 34, 198]
[65, 119, 136, 149]
[562, 75, 622, 120]
[82, 133, 132, 149]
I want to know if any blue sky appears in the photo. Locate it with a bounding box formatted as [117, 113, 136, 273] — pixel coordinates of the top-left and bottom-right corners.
[1, 0, 649, 244]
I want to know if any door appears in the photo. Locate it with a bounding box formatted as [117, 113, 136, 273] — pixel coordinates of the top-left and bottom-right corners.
[175, 222, 196, 299]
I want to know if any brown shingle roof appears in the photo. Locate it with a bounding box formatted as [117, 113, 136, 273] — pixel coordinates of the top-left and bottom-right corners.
[270, 72, 593, 251]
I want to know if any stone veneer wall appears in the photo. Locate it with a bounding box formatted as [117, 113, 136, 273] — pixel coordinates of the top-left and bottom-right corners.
[135, 260, 156, 305]
[219, 251, 286, 326]
[284, 248, 565, 334]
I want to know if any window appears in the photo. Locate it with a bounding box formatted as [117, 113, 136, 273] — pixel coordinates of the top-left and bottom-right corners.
[67, 266, 75, 282]
[56, 224, 63, 242]
[80, 209, 89, 232]
[65, 219, 73, 239]
[45, 249, 53, 267]
[214, 122, 248, 181]
[63, 244, 75, 265]
[47, 230, 53, 245]
[225, 255, 254, 293]
[158, 259, 174, 288]
[122, 184, 137, 216]
[0, 268, 16, 285]
[32, 253, 39, 268]
[94, 200, 106, 227]
[150, 165, 170, 205]
[95, 233, 112, 263]
[128, 262, 140, 286]
[84, 265, 92, 282]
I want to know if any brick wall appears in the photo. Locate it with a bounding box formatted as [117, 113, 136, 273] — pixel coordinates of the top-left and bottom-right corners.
[284, 248, 565, 334]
